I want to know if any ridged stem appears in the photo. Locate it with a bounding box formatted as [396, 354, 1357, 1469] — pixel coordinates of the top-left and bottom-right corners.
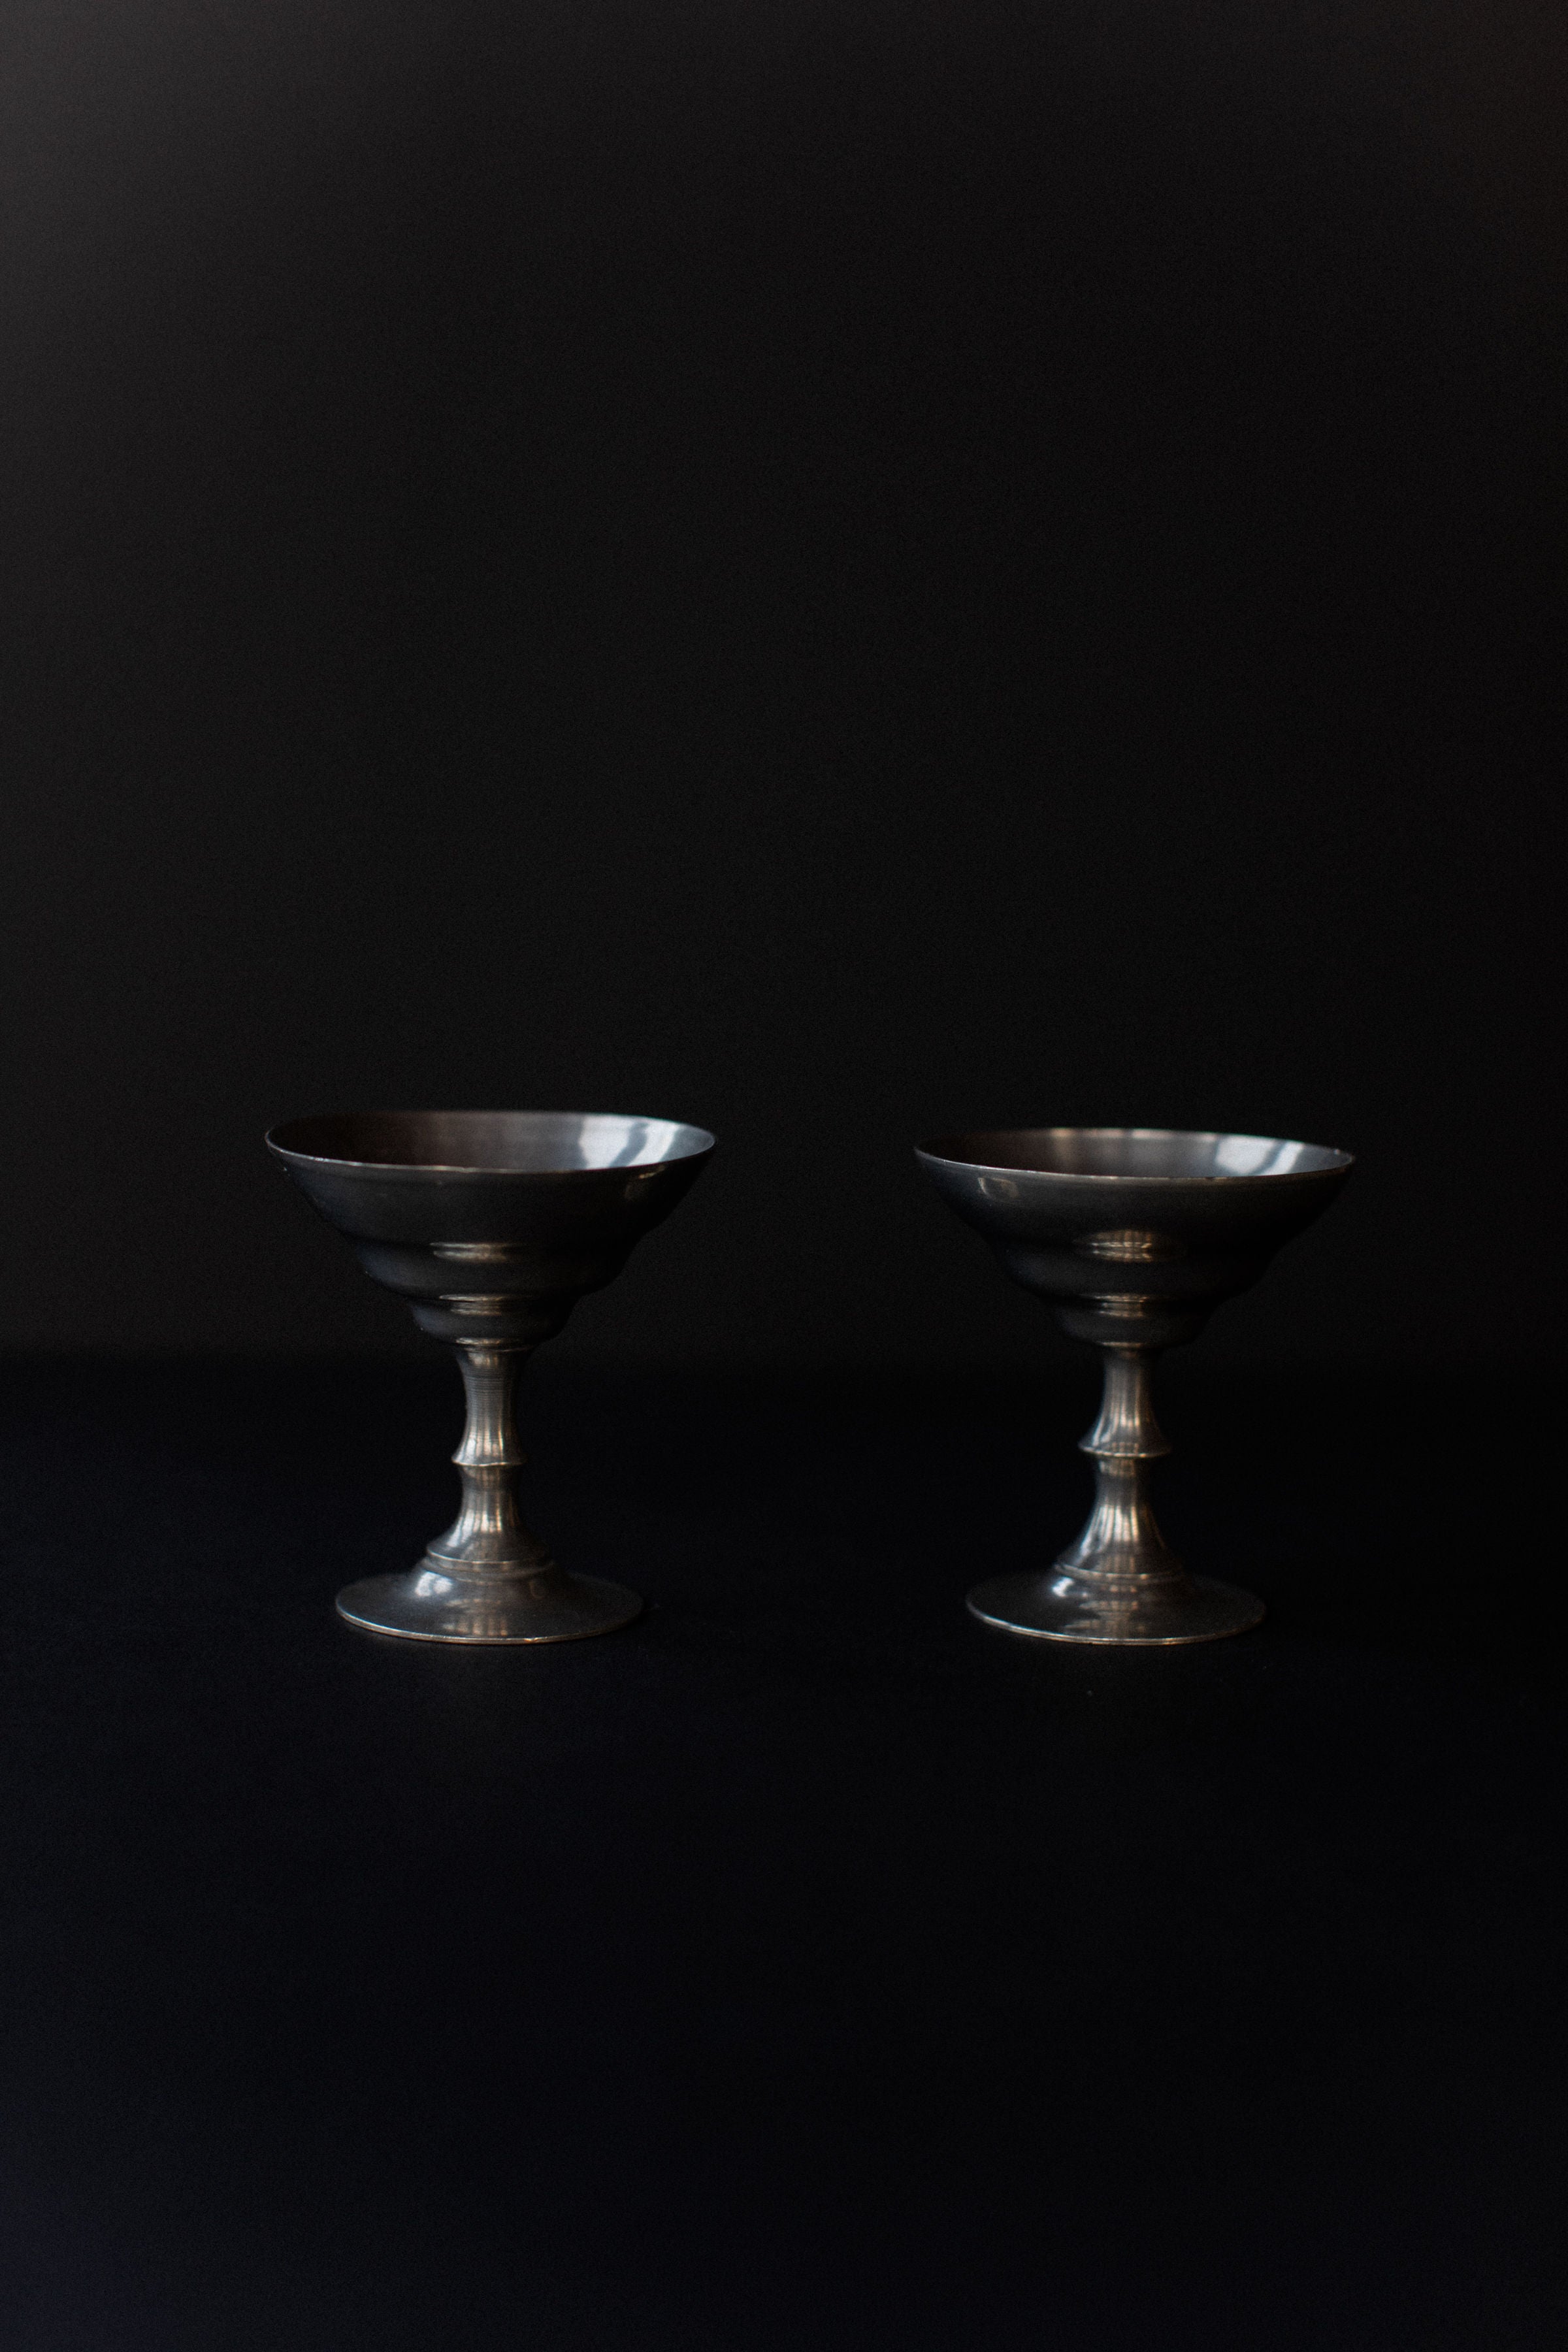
[422, 1343, 555, 1576]
[1053, 1345, 1186, 1590]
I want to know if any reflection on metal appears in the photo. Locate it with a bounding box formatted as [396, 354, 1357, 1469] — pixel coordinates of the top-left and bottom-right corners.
[1075, 1228, 1181, 1263]
[268, 1109, 715, 1643]
[916, 1125, 1352, 1646]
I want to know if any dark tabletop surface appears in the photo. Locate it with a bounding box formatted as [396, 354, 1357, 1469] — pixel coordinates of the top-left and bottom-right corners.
[1, 1358, 1563, 2351]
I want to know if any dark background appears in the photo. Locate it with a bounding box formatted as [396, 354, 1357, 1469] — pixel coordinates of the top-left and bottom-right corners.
[4, 18, 1567, 2348]
[3, 0, 1564, 1367]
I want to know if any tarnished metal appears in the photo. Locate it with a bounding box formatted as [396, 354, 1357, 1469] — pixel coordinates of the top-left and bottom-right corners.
[917, 1126, 1352, 1644]
[268, 1110, 714, 1642]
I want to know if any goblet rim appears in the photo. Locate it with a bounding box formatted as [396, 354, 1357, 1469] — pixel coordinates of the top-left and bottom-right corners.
[915, 1124, 1353, 1183]
[267, 1109, 715, 1177]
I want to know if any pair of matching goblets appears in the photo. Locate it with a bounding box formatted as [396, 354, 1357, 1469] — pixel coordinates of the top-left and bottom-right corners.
[268, 1112, 1351, 1650]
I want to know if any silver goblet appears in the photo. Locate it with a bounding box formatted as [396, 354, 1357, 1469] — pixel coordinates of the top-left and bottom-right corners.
[916, 1127, 1352, 1644]
[267, 1110, 714, 1642]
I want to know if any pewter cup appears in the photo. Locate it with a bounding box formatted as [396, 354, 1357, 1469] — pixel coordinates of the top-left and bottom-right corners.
[917, 1127, 1352, 1644]
[268, 1110, 714, 1642]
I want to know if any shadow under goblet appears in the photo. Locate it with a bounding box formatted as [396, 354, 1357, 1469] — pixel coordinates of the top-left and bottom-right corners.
[917, 1127, 1352, 1645]
[268, 1110, 714, 1642]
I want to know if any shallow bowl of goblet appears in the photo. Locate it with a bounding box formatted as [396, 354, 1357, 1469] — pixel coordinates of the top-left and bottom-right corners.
[916, 1126, 1352, 1347]
[269, 1109, 714, 1345]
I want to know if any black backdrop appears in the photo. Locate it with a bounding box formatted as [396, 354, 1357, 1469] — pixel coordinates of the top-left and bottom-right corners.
[3, 1, 1563, 1369]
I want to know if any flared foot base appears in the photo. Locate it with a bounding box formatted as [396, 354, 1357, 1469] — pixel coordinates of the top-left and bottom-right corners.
[966, 1569, 1264, 1646]
[336, 1564, 642, 1644]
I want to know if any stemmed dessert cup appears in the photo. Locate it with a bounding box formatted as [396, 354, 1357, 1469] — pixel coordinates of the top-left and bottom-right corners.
[267, 1110, 714, 1642]
[916, 1126, 1352, 1644]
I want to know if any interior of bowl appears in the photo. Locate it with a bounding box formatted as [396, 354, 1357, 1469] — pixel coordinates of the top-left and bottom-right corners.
[920, 1127, 1350, 1179]
[269, 1111, 713, 1173]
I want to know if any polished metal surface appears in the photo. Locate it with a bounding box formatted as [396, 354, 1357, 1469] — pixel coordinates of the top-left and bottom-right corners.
[917, 1127, 1352, 1644]
[268, 1110, 714, 1642]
